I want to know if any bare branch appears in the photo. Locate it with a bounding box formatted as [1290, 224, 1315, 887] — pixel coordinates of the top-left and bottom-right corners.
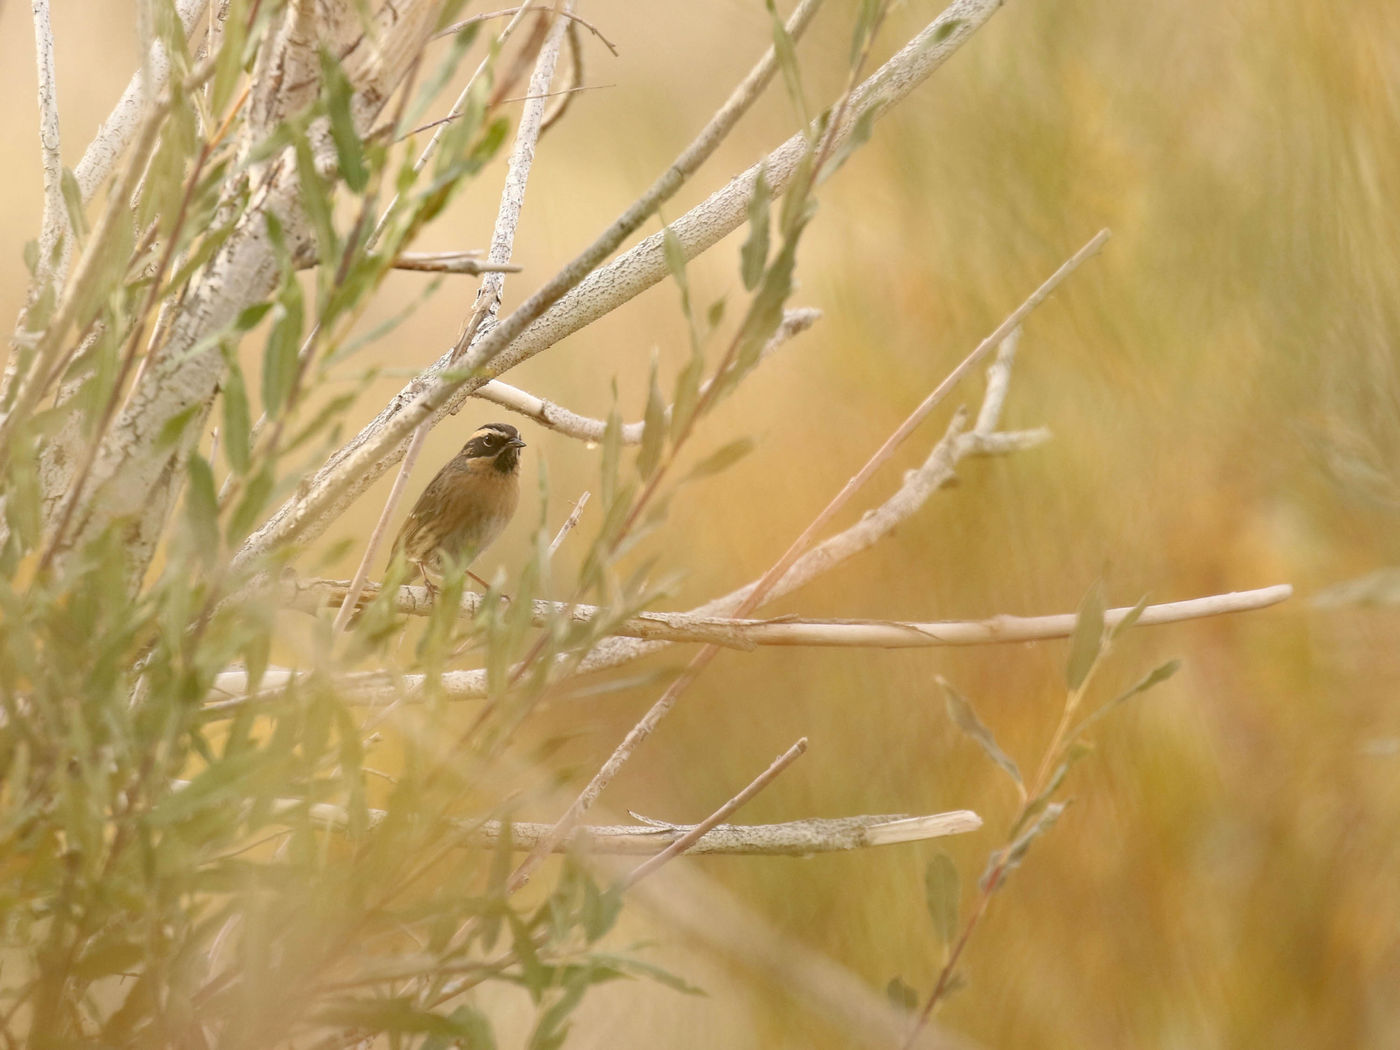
[30, 0, 67, 283]
[392, 251, 522, 275]
[224, 781, 983, 854]
[293, 579, 1295, 651]
[72, 0, 206, 201]
[547, 490, 590, 556]
[470, 307, 820, 443]
[209, 582, 1292, 714]
[974, 326, 1020, 434]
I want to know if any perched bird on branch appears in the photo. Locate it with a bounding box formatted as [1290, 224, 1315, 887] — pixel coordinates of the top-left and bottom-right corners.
[391, 422, 526, 589]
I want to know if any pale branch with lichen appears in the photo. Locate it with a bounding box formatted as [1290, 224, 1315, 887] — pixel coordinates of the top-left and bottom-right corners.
[391, 251, 523, 275]
[205, 584, 1289, 708]
[29, 0, 67, 287]
[285, 579, 1295, 652]
[233, 0, 1001, 570]
[40, 0, 443, 579]
[186, 778, 983, 854]
[469, 308, 820, 443]
[71, 0, 207, 201]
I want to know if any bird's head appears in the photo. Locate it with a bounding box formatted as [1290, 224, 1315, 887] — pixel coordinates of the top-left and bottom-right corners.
[461, 422, 526, 474]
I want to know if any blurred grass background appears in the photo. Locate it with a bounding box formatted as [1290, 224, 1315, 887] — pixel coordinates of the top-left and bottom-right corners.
[4, 0, 1400, 1046]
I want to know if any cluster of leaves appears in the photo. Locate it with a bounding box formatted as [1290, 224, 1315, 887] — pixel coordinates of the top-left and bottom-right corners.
[886, 583, 1182, 1042]
[0, 6, 607, 1047]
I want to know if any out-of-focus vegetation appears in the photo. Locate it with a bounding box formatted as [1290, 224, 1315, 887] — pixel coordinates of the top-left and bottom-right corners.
[1, 1, 1397, 1047]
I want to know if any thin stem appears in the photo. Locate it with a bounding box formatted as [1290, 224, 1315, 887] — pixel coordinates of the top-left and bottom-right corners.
[546, 490, 590, 556]
[435, 7, 620, 56]
[624, 737, 808, 887]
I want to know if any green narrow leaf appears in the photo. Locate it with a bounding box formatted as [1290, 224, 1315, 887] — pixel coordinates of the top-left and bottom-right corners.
[293, 135, 338, 272]
[669, 349, 705, 442]
[4, 436, 43, 548]
[1010, 742, 1090, 839]
[22, 239, 38, 277]
[320, 50, 368, 192]
[1109, 593, 1151, 641]
[600, 398, 623, 510]
[933, 17, 966, 45]
[227, 463, 274, 541]
[528, 977, 587, 1050]
[938, 676, 1022, 789]
[71, 205, 135, 331]
[637, 353, 667, 480]
[465, 115, 510, 172]
[683, 437, 755, 482]
[706, 296, 727, 331]
[221, 358, 252, 474]
[661, 224, 700, 353]
[581, 879, 623, 943]
[1079, 659, 1183, 735]
[850, 0, 882, 66]
[886, 976, 919, 1012]
[137, 89, 198, 236]
[480, 819, 513, 951]
[778, 149, 817, 235]
[157, 403, 204, 449]
[734, 238, 797, 378]
[983, 802, 1068, 895]
[1003, 802, 1066, 873]
[260, 285, 304, 416]
[234, 301, 274, 331]
[184, 454, 220, 559]
[587, 954, 705, 996]
[740, 167, 771, 291]
[422, 1006, 495, 1050]
[209, 0, 249, 114]
[60, 167, 87, 240]
[1065, 580, 1107, 690]
[766, 0, 809, 131]
[662, 228, 686, 285]
[509, 910, 549, 1001]
[924, 852, 960, 948]
[241, 628, 270, 697]
[818, 106, 876, 183]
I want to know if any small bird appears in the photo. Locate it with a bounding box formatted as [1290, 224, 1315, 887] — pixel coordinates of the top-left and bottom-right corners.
[391, 422, 526, 588]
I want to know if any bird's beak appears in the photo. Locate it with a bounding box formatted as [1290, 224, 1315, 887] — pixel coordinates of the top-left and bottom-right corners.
[508, 437, 526, 449]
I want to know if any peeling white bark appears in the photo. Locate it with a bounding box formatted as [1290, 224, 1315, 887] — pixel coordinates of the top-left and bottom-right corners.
[55, 0, 441, 573]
